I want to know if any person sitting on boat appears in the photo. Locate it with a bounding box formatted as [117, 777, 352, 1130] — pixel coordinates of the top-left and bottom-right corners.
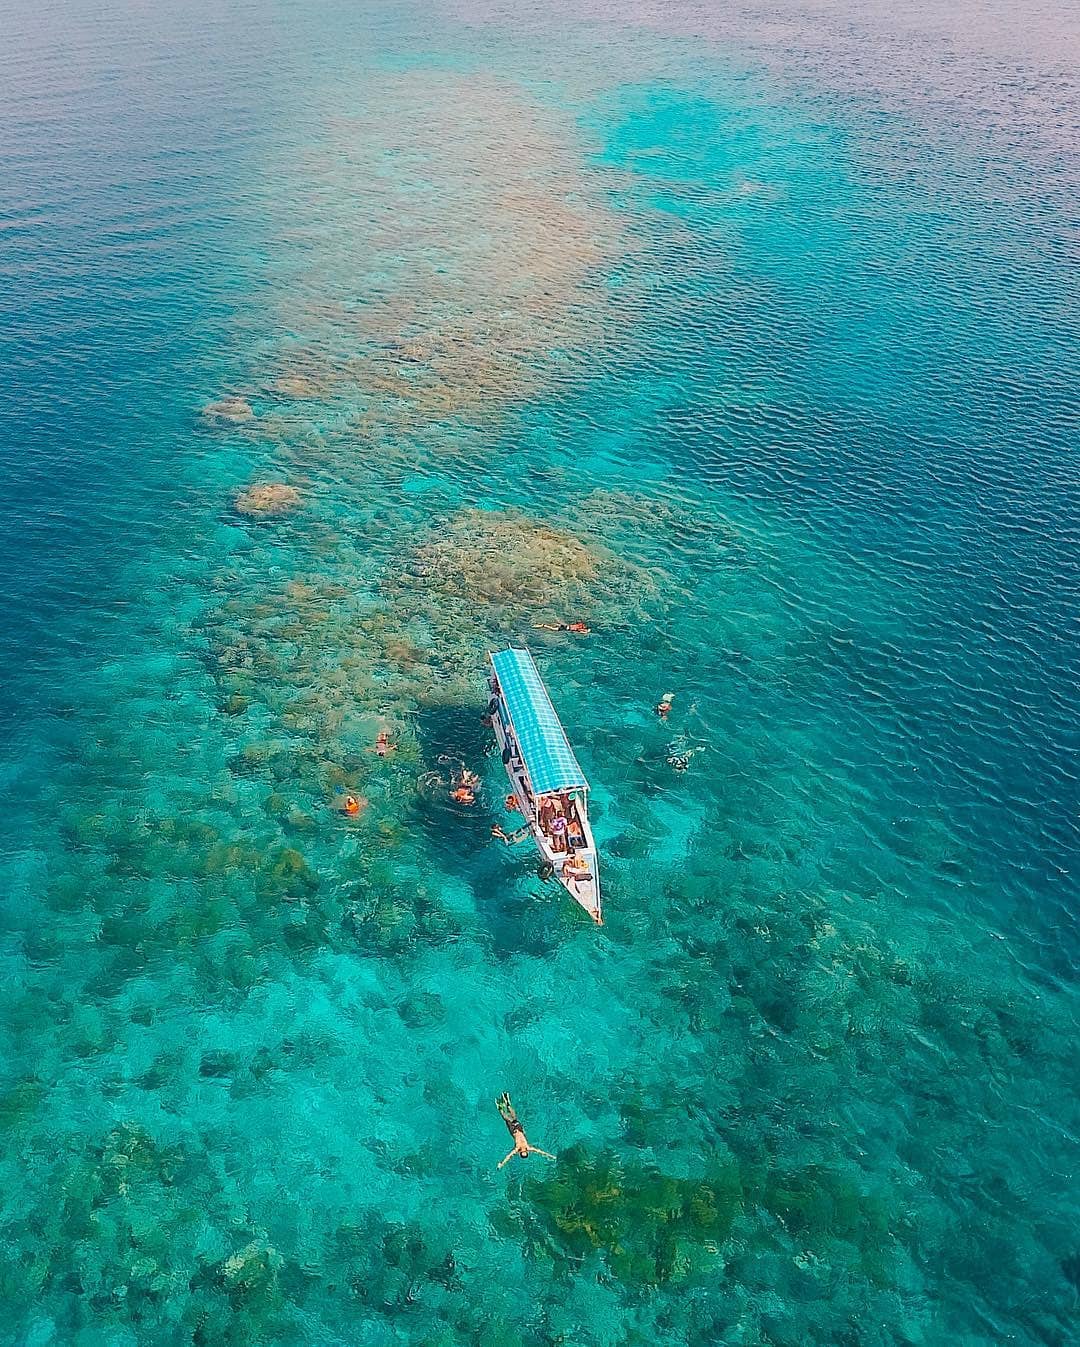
[549, 807, 568, 852]
[563, 852, 590, 880]
[496, 1093, 555, 1169]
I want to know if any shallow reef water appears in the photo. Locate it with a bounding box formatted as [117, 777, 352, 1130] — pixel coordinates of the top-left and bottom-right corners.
[1, 1, 1078, 1345]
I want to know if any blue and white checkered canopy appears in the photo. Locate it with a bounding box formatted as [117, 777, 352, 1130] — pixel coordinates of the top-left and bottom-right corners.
[490, 647, 589, 796]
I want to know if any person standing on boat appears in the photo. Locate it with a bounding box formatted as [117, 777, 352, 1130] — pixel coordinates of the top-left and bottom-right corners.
[549, 806, 568, 852]
[496, 1094, 555, 1168]
[566, 810, 586, 849]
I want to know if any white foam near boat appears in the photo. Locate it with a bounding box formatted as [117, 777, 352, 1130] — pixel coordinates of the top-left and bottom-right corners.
[487, 647, 602, 924]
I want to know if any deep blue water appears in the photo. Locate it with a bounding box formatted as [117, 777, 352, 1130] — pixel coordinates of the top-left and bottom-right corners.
[1, 2, 1078, 1344]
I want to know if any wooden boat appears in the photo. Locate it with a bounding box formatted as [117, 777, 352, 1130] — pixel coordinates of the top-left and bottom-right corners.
[487, 647, 601, 924]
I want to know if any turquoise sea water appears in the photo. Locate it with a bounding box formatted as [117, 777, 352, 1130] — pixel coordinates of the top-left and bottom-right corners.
[2, 1, 1078, 1343]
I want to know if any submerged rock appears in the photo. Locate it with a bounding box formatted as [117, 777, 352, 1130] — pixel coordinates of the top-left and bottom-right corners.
[233, 482, 303, 517]
[202, 396, 255, 424]
[270, 374, 322, 399]
[256, 846, 318, 903]
[220, 1238, 282, 1296]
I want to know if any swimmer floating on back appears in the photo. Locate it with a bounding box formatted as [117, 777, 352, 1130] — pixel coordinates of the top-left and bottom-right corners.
[374, 729, 396, 758]
[655, 691, 674, 720]
[496, 1093, 555, 1169]
[533, 621, 590, 635]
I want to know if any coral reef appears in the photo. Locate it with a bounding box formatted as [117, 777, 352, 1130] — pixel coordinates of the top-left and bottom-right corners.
[522, 1145, 740, 1287]
[7, 33, 1076, 1347]
[398, 508, 601, 605]
[269, 374, 323, 399]
[202, 396, 255, 423]
[233, 482, 303, 517]
[256, 70, 624, 431]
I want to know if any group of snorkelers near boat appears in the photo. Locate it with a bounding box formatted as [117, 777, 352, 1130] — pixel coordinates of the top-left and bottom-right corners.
[336, 619, 704, 1164]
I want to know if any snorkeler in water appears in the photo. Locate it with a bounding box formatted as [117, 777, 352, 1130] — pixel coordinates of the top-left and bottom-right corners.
[449, 765, 480, 804]
[533, 621, 591, 635]
[496, 1093, 555, 1168]
[665, 736, 704, 772]
[421, 757, 480, 805]
[492, 822, 530, 844]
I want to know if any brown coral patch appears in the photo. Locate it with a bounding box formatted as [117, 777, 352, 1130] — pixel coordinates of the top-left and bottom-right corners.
[269, 374, 323, 399]
[202, 397, 254, 424]
[258, 72, 624, 431]
[233, 483, 303, 518]
[401, 509, 601, 604]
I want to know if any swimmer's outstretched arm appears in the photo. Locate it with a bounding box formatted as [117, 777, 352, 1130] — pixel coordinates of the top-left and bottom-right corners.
[497, 1149, 519, 1170]
[527, 1146, 556, 1160]
[492, 825, 530, 845]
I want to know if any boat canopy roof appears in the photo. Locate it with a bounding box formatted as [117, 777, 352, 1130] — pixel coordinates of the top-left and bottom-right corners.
[490, 647, 589, 796]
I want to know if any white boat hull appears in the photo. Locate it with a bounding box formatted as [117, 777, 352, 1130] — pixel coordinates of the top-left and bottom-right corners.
[491, 693, 602, 924]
